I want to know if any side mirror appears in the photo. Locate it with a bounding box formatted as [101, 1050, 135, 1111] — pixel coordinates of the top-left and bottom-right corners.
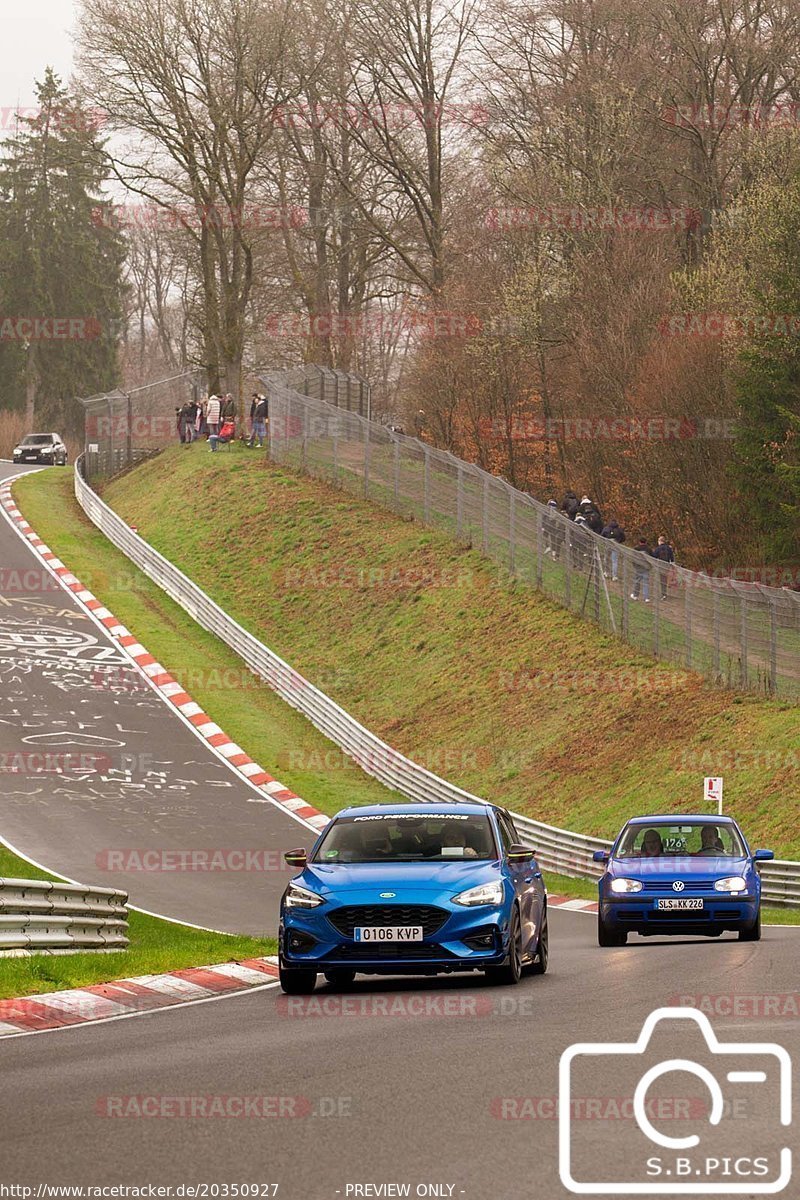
[754, 849, 774, 862]
[593, 850, 610, 863]
[507, 843, 535, 863]
[284, 848, 308, 869]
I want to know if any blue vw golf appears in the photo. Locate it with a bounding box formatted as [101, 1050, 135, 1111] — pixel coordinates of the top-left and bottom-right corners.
[278, 802, 548, 993]
[594, 814, 773, 946]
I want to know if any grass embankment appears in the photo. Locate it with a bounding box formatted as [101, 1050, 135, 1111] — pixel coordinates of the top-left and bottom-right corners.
[0, 843, 275, 1000]
[84, 445, 798, 855]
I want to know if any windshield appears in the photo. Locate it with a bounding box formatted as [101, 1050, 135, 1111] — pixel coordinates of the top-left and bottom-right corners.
[616, 822, 745, 859]
[20, 435, 53, 446]
[313, 813, 497, 863]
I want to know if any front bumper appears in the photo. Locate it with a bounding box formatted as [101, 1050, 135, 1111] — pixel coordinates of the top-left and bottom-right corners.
[280, 902, 512, 974]
[600, 894, 759, 935]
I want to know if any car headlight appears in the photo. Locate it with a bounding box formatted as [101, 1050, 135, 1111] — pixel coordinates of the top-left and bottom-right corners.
[12, 449, 20, 456]
[610, 878, 643, 894]
[285, 881, 324, 909]
[452, 880, 504, 907]
[714, 876, 747, 893]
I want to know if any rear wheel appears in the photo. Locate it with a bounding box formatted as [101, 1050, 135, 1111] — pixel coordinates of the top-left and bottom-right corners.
[598, 913, 627, 947]
[323, 968, 357, 988]
[279, 964, 317, 994]
[527, 909, 549, 975]
[739, 909, 761, 942]
[486, 909, 522, 985]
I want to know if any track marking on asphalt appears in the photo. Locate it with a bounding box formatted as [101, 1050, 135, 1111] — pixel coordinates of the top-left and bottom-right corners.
[0, 478, 328, 839]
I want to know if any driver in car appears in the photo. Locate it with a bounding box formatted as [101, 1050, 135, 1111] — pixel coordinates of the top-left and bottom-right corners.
[695, 824, 725, 856]
[640, 829, 664, 857]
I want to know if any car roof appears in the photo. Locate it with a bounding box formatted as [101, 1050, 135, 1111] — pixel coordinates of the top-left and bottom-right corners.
[624, 814, 736, 825]
[333, 802, 495, 819]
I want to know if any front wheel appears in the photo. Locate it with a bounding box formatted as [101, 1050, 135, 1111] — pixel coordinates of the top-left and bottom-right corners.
[598, 913, 627, 947]
[279, 964, 317, 994]
[486, 909, 522, 985]
[527, 909, 549, 975]
[739, 909, 761, 942]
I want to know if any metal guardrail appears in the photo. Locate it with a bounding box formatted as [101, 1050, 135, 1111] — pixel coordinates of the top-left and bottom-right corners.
[0, 878, 129, 956]
[70, 456, 800, 906]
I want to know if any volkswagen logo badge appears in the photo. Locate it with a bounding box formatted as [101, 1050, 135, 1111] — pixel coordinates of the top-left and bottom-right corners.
[379, 892, 396, 899]
[672, 880, 685, 892]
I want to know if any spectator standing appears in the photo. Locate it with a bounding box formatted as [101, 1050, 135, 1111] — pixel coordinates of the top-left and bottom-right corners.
[579, 495, 604, 533]
[601, 518, 625, 581]
[631, 537, 652, 602]
[561, 490, 579, 520]
[249, 394, 269, 448]
[206, 394, 221, 439]
[221, 393, 236, 424]
[650, 535, 676, 599]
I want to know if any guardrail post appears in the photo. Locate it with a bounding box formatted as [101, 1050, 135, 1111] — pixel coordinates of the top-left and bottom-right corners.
[423, 446, 430, 521]
[509, 489, 516, 575]
[712, 590, 720, 678]
[535, 505, 543, 586]
[769, 597, 778, 694]
[393, 439, 400, 509]
[482, 476, 489, 554]
[653, 567, 660, 655]
[456, 464, 463, 538]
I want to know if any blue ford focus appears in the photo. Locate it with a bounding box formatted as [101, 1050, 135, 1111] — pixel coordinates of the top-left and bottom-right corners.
[594, 814, 773, 946]
[278, 802, 548, 993]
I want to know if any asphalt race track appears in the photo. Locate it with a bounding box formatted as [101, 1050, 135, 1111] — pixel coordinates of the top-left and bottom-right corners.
[1, 463, 798, 1200]
[0, 463, 313, 933]
[3, 914, 798, 1200]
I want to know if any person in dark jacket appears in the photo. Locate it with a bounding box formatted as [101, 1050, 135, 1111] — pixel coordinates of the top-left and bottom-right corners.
[650, 535, 676, 599]
[631, 537, 652, 602]
[601, 519, 625, 581]
[221, 393, 236, 423]
[248, 394, 269, 448]
[562, 490, 579, 520]
[579, 495, 604, 533]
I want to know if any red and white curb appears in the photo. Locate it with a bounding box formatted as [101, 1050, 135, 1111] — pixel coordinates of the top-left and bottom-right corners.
[547, 895, 598, 913]
[0, 480, 329, 836]
[0, 956, 280, 1039]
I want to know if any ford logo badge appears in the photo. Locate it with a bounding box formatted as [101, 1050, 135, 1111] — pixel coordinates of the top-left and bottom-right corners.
[379, 892, 396, 899]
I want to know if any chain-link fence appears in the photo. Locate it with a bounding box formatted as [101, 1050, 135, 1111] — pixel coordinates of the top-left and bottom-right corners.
[261, 364, 370, 417]
[262, 378, 800, 700]
[79, 371, 205, 480]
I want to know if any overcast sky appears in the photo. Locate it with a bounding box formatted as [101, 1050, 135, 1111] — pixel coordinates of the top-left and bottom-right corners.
[2, 0, 77, 122]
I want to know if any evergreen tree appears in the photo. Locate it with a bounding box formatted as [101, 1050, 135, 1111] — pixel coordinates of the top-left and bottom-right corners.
[0, 69, 126, 433]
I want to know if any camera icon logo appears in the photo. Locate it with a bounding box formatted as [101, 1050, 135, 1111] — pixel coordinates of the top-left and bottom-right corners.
[559, 1007, 792, 1194]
